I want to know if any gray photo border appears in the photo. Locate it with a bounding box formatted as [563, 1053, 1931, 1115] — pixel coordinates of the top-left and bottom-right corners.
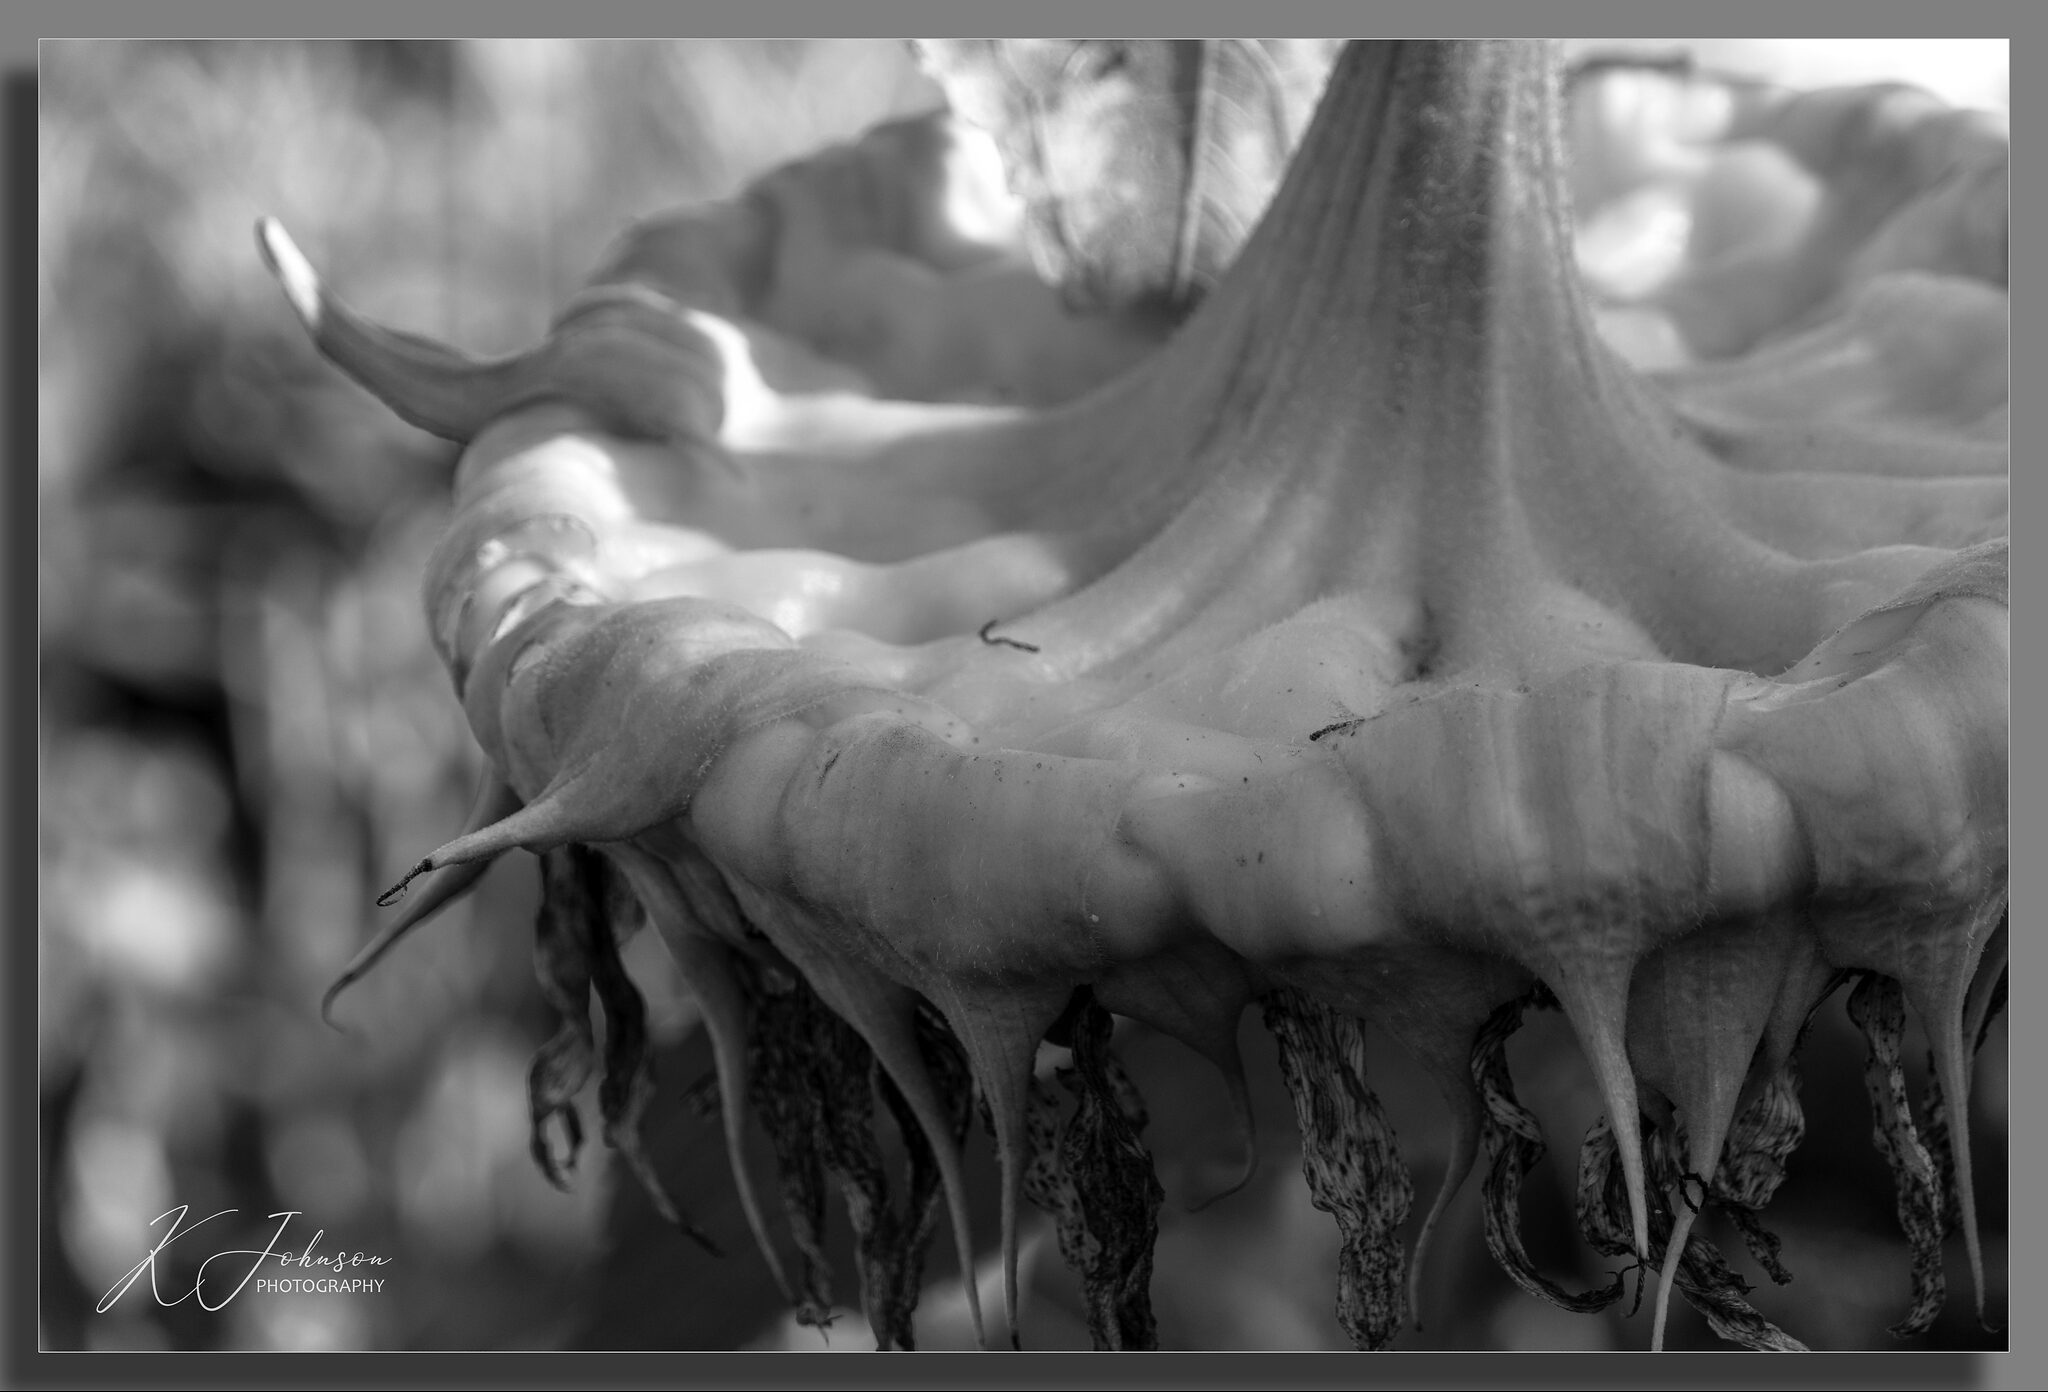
[10, 2, 2033, 1387]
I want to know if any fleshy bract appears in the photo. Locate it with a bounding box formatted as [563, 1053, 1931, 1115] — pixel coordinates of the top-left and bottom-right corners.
[262, 40, 2006, 1351]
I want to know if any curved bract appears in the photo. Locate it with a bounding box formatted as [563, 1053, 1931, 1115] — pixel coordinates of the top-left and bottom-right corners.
[263, 40, 2007, 1351]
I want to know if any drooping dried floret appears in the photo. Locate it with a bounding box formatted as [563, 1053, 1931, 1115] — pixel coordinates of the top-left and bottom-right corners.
[1577, 1115, 1806, 1351]
[1473, 988, 1625, 1317]
[1846, 972, 1951, 1339]
[1007, 994, 1165, 1350]
[732, 956, 976, 1347]
[527, 846, 600, 1189]
[738, 955, 848, 1330]
[1710, 1053, 1811, 1287]
[530, 844, 721, 1253]
[1265, 987, 1415, 1350]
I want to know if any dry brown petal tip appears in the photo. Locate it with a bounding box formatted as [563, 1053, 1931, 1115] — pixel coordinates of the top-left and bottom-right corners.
[1847, 973, 1952, 1339]
[1476, 992, 1625, 1318]
[1005, 995, 1163, 1351]
[1266, 987, 1415, 1351]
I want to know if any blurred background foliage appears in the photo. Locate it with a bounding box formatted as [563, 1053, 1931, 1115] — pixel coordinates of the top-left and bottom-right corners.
[38, 39, 2006, 1353]
[39, 37, 941, 1352]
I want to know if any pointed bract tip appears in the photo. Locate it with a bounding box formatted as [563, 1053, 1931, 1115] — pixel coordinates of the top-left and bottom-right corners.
[377, 857, 434, 907]
[1649, 1189, 1701, 1352]
[254, 216, 324, 330]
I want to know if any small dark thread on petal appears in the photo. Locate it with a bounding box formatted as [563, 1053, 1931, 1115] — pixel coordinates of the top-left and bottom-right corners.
[978, 620, 1040, 652]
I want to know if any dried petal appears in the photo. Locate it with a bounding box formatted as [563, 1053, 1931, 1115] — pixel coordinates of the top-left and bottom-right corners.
[1277, 947, 1531, 1332]
[1264, 987, 1413, 1350]
[536, 846, 721, 1254]
[1845, 973, 1947, 1338]
[1710, 1059, 1808, 1286]
[738, 956, 843, 1329]
[1474, 989, 1624, 1316]
[1000, 998, 1164, 1351]
[527, 845, 599, 1188]
[799, 1002, 895, 1340]
[1578, 1116, 1807, 1350]
[790, 975, 931, 1349]
[1058, 997, 1164, 1350]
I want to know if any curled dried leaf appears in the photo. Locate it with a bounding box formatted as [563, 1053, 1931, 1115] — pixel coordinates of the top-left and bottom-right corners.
[1008, 994, 1164, 1351]
[1473, 989, 1624, 1316]
[528, 847, 600, 1188]
[1710, 1059, 1808, 1286]
[1062, 997, 1163, 1350]
[540, 846, 720, 1253]
[1578, 1116, 1807, 1351]
[1846, 972, 1950, 1338]
[1264, 987, 1413, 1351]
[733, 954, 979, 1348]
[798, 998, 895, 1342]
[738, 956, 843, 1331]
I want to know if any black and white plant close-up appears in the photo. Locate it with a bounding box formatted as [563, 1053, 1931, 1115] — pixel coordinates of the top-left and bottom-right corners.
[41, 37, 2007, 1355]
